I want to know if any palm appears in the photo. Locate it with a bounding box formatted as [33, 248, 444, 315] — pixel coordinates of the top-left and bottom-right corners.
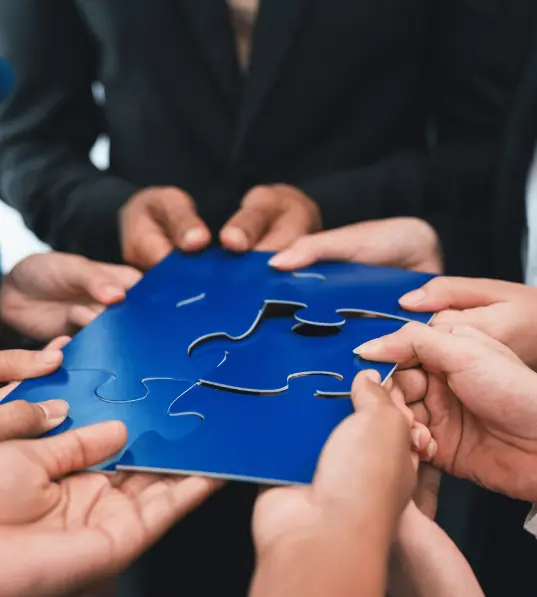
[0, 424, 218, 596]
[416, 360, 537, 501]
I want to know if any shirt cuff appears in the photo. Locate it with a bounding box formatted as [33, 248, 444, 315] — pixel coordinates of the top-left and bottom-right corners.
[524, 505, 537, 537]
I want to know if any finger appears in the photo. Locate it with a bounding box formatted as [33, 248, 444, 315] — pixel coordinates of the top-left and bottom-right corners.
[353, 322, 480, 375]
[150, 190, 211, 253]
[398, 276, 518, 312]
[68, 304, 103, 329]
[413, 464, 442, 519]
[0, 399, 69, 440]
[351, 369, 398, 411]
[220, 187, 280, 252]
[392, 369, 428, 405]
[44, 336, 71, 352]
[269, 226, 361, 269]
[410, 422, 433, 459]
[0, 349, 63, 383]
[97, 263, 143, 290]
[29, 421, 127, 479]
[449, 323, 521, 360]
[123, 212, 175, 269]
[130, 476, 223, 548]
[254, 214, 312, 252]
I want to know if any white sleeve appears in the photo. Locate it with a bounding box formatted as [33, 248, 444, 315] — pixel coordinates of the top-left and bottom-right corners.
[524, 505, 537, 537]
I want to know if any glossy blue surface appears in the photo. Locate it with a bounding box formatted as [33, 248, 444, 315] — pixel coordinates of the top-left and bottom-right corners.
[118, 378, 355, 485]
[0, 58, 15, 101]
[196, 315, 405, 396]
[5, 248, 436, 483]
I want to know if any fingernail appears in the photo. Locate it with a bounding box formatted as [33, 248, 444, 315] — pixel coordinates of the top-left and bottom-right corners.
[36, 350, 63, 365]
[183, 228, 207, 248]
[104, 285, 124, 300]
[411, 428, 422, 450]
[353, 341, 383, 356]
[223, 227, 249, 252]
[268, 252, 295, 268]
[427, 440, 437, 459]
[37, 399, 69, 420]
[399, 289, 426, 307]
[364, 370, 381, 383]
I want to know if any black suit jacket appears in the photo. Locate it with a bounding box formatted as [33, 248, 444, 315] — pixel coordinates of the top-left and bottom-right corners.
[0, 0, 534, 275]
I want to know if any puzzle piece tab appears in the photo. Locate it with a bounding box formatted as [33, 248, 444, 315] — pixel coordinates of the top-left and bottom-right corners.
[118, 377, 354, 485]
[4, 370, 201, 470]
[196, 315, 405, 396]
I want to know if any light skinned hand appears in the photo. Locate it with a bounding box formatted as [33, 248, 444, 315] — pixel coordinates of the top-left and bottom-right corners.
[356, 322, 537, 501]
[253, 370, 419, 557]
[1, 253, 141, 341]
[120, 187, 212, 269]
[268, 217, 442, 273]
[0, 337, 71, 439]
[0, 421, 221, 597]
[220, 184, 322, 253]
[398, 276, 537, 370]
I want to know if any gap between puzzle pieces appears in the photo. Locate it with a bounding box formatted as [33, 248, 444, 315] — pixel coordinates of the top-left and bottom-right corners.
[4, 370, 204, 471]
[55, 248, 434, 403]
[117, 376, 356, 485]
[193, 313, 405, 396]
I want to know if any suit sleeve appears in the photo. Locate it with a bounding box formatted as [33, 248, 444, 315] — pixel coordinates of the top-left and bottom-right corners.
[0, 0, 139, 262]
[300, 0, 537, 277]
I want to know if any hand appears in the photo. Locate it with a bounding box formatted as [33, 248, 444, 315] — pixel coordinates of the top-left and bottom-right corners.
[220, 185, 322, 252]
[356, 322, 537, 501]
[398, 276, 537, 370]
[253, 371, 418, 556]
[0, 253, 142, 342]
[268, 217, 443, 273]
[0, 421, 221, 597]
[120, 186, 212, 269]
[0, 336, 73, 441]
[251, 371, 426, 597]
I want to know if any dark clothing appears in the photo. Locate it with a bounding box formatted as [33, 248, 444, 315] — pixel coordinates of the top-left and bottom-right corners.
[0, 0, 534, 277]
[1, 3, 536, 597]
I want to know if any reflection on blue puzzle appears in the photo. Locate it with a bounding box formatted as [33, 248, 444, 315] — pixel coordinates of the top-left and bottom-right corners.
[3, 248, 436, 484]
[196, 315, 405, 396]
[119, 378, 355, 485]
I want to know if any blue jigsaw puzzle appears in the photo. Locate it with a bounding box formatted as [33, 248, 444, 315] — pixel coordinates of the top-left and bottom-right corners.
[4, 248, 436, 484]
[117, 378, 355, 485]
[195, 315, 405, 396]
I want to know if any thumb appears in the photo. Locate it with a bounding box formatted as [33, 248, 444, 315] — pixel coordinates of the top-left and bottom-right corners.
[350, 369, 395, 411]
[0, 399, 69, 440]
[28, 421, 127, 479]
[0, 348, 63, 382]
[398, 276, 517, 312]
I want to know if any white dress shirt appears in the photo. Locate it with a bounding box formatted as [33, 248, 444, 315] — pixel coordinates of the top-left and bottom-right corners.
[524, 145, 537, 285]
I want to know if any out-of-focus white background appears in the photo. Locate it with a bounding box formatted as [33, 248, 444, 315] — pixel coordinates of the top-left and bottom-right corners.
[0, 85, 108, 272]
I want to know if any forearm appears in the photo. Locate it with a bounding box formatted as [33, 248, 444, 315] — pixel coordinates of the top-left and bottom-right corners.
[388, 510, 484, 597]
[251, 522, 391, 597]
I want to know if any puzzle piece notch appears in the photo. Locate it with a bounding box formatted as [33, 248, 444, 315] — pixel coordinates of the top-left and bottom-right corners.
[3, 370, 203, 471]
[192, 314, 405, 397]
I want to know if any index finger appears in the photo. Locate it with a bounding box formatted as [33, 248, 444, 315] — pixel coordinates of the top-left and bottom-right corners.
[399, 276, 521, 312]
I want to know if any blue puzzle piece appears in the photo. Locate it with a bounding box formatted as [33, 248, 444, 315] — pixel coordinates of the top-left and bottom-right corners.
[4, 371, 201, 470]
[118, 378, 354, 485]
[195, 316, 405, 396]
[57, 248, 433, 402]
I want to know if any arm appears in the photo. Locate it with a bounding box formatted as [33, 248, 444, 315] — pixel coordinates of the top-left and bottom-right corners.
[388, 506, 484, 597]
[0, 0, 139, 262]
[251, 521, 391, 597]
[300, 0, 537, 277]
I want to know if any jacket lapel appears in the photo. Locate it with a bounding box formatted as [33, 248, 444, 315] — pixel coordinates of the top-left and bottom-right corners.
[181, 0, 241, 105]
[233, 0, 311, 156]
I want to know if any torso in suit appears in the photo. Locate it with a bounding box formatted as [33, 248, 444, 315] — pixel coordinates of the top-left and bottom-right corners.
[0, 0, 534, 277]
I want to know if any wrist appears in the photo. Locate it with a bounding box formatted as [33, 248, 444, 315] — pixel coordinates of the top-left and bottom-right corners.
[254, 515, 392, 597]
